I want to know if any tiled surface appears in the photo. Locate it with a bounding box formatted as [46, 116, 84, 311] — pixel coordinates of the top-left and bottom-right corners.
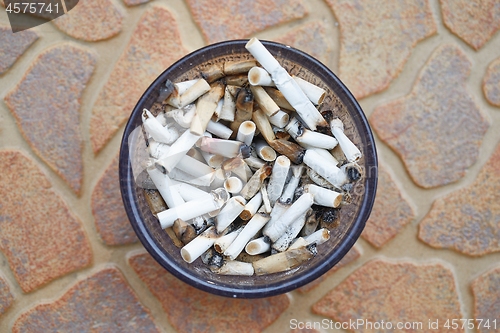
[0, 0, 499, 332]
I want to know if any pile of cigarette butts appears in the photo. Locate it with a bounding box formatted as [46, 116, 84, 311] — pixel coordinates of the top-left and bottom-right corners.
[140, 38, 363, 276]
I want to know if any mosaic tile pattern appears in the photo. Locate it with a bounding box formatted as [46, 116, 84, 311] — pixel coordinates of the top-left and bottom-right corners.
[89, 5, 188, 153]
[12, 267, 160, 332]
[4, 43, 96, 194]
[419, 142, 500, 256]
[313, 259, 463, 332]
[326, 0, 437, 99]
[0, 151, 92, 293]
[0, 25, 38, 75]
[371, 44, 490, 188]
[440, 0, 500, 50]
[185, 0, 308, 44]
[52, 0, 124, 41]
[128, 252, 289, 333]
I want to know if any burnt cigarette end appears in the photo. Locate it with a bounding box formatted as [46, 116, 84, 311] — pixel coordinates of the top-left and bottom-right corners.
[347, 166, 361, 182]
[239, 143, 251, 159]
[157, 80, 175, 103]
[321, 110, 334, 123]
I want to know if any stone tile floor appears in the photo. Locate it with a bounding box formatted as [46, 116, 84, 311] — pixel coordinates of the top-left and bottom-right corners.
[0, 0, 499, 332]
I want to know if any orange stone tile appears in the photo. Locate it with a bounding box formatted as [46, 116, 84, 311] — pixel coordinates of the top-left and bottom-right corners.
[361, 164, 415, 248]
[0, 150, 92, 293]
[471, 266, 500, 333]
[297, 245, 361, 293]
[313, 259, 463, 332]
[91, 155, 137, 246]
[0, 272, 14, 317]
[4, 43, 96, 195]
[274, 21, 331, 66]
[185, 0, 308, 44]
[483, 57, 500, 107]
[0, 25, 38, 75]
[13, 267, 160, 332]
[128, 252, 290, 333]
[52, 0, 124, 42]
[440, 0, 500, 50]
[90, 5, 188, 154]
[371, 44, 490, 188]
[326, 0, 437, 99]
[418, 142, 500, 256]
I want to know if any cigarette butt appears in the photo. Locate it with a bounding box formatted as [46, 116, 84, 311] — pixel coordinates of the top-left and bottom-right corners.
[212, 260, 254, 276]
[181, 226, 222, 263]
[245, 237, 271, 255]
[248, 66, 275, 86]
[224, 60, 257, 75]
[293, 76, 326, 105]
[239, 191, 263, 220]
[224, 208, 270, 260]
[250, 85, 280, 117]
[252, 246, 314, 275]
[190, 82, 225, 136]
[224, 176, 244, 194]
[255, 140, 277, 162]
[304, 184, 343, 208]
[214, 227, 243, 253]
[178, 78, 211, 108]
[240, 164, 272, 200]
[236, 120, 256, 146]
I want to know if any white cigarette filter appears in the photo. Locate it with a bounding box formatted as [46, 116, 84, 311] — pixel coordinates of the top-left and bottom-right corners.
[214, 227, 243, 253]
[260, 184, 272, 213]
[157, 129, 201, 172]
[248, 66, 275, 86]
[178, 78, 211, 108]
[215, 196, 246, 233]
[263, 192, 314, 242]
[292, 76, 326, 105]
[285, 117, 338, 150]
[142, 109, 179, 144]
[279, 164, 304, 204]
[249, 85, 280, 117]
[147, 167, 185, 208]
[206, 120, 233, 139]
[170, 180, 211, 201]
[157, 154, 215, 186]
[245, 38, 327, 131]
[181, 226, 221, 263]
[272, 208, 309, 252]
[304, 184, 343, 208]
[245, 237, 271, 255]
[219, 86, 236, 122]
[224, 176, 244, 194]
[330, 118, 362, 162]
[157, 188, 228, 229]
[254, 140, 277, 161]
[268, 110, 290, 128]
[266, 155, 290, 204]
[236, 120, 256, 146]
[240, 190, 263, 220]
[166, 106, 196, 128]
[224, 208, 270, 260]
[199, 137, 250, 159]
[303, 149, 348, 189]
[213, 260, 254, 276]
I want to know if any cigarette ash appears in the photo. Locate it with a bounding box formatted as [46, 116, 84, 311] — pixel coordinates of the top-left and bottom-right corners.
[137, 38, 364, 276]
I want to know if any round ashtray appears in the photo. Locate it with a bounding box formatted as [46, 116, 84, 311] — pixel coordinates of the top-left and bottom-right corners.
[119, 39, 377, 298]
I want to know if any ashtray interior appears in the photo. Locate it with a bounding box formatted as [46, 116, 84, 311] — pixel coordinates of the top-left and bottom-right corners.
[119, 39, 377, 298]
